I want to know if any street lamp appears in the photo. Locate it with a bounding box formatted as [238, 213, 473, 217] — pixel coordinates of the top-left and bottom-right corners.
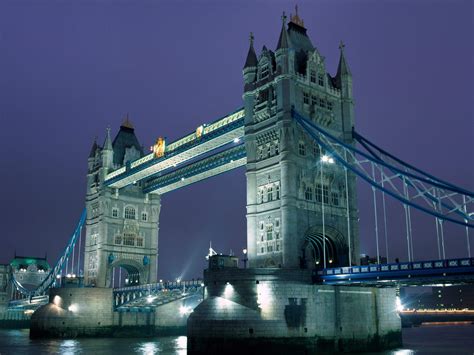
[242, 249, 248, 269]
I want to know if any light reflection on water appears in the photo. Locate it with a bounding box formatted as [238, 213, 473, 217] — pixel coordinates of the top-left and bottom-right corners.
[0, 325, 473, 354]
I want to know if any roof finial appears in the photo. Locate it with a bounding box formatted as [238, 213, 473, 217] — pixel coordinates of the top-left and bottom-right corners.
[289, 4, 305, 27]
[249, 32, 254, 46]
[339, 40, 345, 51]
[122, 112, 134, 129]
[281, 11, 287, 25]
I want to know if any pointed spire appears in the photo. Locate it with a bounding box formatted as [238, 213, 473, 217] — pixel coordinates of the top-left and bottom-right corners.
[336, 41, 352, 77]
[276, 12, 290, 50]
[89, 137, 98, 158]
[103, 127, 112, 151]
[243, 32, 258, 69]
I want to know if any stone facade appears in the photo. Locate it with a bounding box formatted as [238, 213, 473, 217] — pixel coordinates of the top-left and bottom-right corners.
[84, 124, 161, 287]
[244, 13, 358, 269]
[188, 268, 402, 353]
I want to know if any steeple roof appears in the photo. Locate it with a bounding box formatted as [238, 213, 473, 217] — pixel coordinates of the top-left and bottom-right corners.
[336, 41, 352, 77]
[103, 127, 113, 151]
[88, 138, 98, 158]
[112, 115, 144, 166]
[276, 13, 290, 50]
[244, 32, 258, 69]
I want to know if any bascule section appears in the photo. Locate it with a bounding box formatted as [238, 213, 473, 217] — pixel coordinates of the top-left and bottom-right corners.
[243, 11, 358, 269]
[84, 119, 161, 287]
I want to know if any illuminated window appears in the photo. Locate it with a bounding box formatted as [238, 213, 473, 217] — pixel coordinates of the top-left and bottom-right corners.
[318, 74, 324, 86]
[310, 70, 316, 83]
[112, 208, 118, 218]
[124, 207, 136, 220]
[305, 187, 313, 201]
[331, 192, 339, 206]
[267, 186, 273, 201]
[303, 92, 309, 104]
[299, 142, 306, 156]
[141, 212, 148, 222]
[114, 236, 122, 245]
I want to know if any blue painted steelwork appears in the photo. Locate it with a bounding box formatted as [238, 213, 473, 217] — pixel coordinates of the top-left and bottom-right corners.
[292, 109, 474, 228]
[10, 209, 86, 298]
[143, 144, 246, 194]
[104, 111, 245, 187]
[313, 257, 474, 286]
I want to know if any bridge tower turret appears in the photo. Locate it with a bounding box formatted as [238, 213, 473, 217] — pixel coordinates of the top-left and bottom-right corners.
[84, 119, 160, 287]
[244, 9, 359, 269]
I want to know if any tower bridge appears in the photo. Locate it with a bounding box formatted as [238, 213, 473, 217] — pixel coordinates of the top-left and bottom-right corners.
[2, 7, 473, 352]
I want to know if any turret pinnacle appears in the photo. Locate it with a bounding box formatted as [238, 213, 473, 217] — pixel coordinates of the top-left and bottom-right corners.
[89, 137, 98, 158]
[336, 41, 352, 77]
[243, 32, 258, 69]
[276, 12, 290, 50]
[103, 127, 112, 151]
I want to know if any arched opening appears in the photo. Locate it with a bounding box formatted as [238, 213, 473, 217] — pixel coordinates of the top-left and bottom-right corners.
[301, 226, 348, 269]
[108, 259, 144, 288]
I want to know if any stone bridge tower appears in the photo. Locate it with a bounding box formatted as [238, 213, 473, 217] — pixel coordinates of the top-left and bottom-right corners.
[84, 119, 160, 287]
[243, 11, 359, 268]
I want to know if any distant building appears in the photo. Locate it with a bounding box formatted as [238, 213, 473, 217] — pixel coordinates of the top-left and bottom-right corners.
[360, 254, 387, 265]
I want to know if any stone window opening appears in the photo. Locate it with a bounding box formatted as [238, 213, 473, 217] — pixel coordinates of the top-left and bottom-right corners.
[123, 233, 135, 246]
[305, 187, 313, 201]
[276, 184, 280, 199]
[266, 225, 273, 241]
[331, 192, 339, 206]
[112, 208, 118, 218]
[141, 212, 148, 222]
[274, 141, 279, 155]
[310, 70, 316, 83]
[124, 206, 136, 220]
[114, 235, 122, 245]
[259, 189, 264, 204]
[136, 237, 144, 247]
[303, 92, 309, 104]
[298, 142, 306, 156]
[318, 74, 324, 86]
[267, 186, 273, 201]
[260, 66, 269, 80]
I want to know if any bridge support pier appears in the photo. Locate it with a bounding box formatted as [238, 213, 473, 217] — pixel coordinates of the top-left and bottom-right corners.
[187, 268, 402, 354]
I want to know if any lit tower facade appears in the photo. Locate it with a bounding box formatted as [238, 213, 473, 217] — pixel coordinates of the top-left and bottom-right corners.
[243, 10, 359, 268]
[84, 118, 160, 287]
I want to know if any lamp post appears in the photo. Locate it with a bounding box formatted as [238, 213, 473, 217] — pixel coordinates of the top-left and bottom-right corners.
[242, 249, 248, 268]
[320, 154, 334, 269]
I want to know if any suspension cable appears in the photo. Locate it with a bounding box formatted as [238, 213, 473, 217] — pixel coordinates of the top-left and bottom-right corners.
[77, 226, 82, 276]
[463, 195, 471, 257]
[402, 176, 411, 262]
[380, 167, 389, 262]
[344, 150, 352, 267]
[371, 162, 380, 264]
[320, 162, 326, 269]
[437, 188, 446, 259]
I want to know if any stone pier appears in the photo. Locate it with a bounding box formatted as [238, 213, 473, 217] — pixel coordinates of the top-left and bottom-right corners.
[187, 268, 402, 354]
[30, 287, 201, 338]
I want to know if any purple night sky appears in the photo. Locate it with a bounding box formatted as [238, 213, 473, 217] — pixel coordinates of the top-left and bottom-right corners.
[0, 1, 472, 281]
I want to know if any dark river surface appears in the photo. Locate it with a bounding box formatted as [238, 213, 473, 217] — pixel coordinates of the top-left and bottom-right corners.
[0, 324, 473, 354]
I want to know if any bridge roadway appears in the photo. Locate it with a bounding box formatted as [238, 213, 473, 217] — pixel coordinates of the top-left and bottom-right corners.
[314, 257, 474, 286]
[104, 108, 245, 190]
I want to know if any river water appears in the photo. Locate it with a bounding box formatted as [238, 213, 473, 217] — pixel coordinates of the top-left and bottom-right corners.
[0, 324, 473, 354]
